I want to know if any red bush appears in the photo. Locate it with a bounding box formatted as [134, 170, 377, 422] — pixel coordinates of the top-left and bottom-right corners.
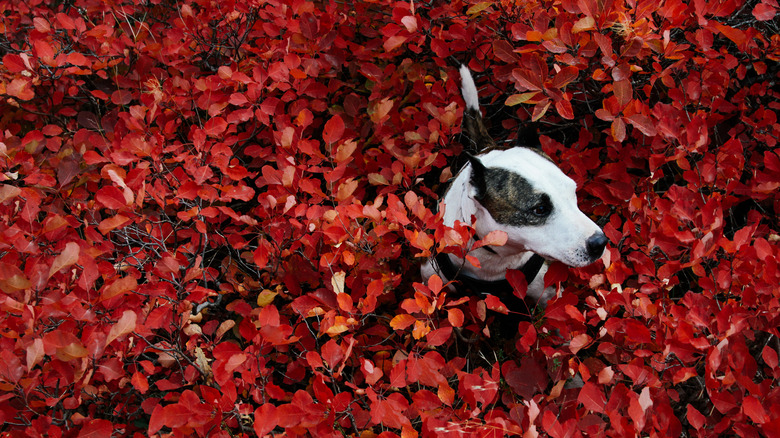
[1, 0, 779, 436]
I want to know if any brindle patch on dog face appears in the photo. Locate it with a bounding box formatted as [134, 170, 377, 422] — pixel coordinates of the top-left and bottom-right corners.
[474, 167, 553, 226]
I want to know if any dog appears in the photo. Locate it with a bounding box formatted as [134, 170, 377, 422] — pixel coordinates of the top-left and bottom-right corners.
[421, 65, 608, 310]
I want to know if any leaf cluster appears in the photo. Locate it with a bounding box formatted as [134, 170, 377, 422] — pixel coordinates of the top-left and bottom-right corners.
[0, 0, 779, 436]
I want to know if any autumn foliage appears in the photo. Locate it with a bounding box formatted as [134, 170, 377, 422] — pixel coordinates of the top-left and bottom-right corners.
[1, 0, 779, 436]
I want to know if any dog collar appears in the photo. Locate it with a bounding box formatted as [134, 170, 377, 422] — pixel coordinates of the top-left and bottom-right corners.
[433, 252, 545, 297]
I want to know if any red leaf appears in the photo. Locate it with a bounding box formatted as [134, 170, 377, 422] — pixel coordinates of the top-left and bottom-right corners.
[0, 350, 23, 383]
[96, 186, 128, 209]
[66, 52, 89, 66]
[204, 117, 227, 137]
[101, 276, 137, 301]
[551, 66, 579, 88]
[361, 358, 384, 385]
[626, 113, 657, 137]
[577, 381, 606, 413]
[323, 114, 345, 144]
[503, 358, 547, 399]
[3, 53, 27, 73]
[555, 98, 574, 120]
[743, 395, 769, 424]
[427, 274, 443, 295]
[148, 405, 166, 435]
[493, 39, 518, 63]
[624, 319, 652, 344]
[26, 338, 44, 371]
[321, 339, 344, 369]
[762, 345, 778, 368]
[152, 404, 189, 432]
[383, 34, 408, 52]
[513, 68, 543, 91]
[371, 393, 411, 429]
[752, 3, 777, 21]
[754, 237, 773, 260]
[505, 269, 528, 299]
[55, 12, 76, 30]
[613, 79, 632, 108]
[686, 404, 706, 430]
[426, 327, 452, 346]
[78, 419, 113, 438]
[543, 262, 568, 289]
[484, 294, 508, 314]
[131, 371, 149, 394]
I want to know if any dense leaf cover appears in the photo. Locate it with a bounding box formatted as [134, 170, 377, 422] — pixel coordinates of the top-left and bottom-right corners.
[1, 0, 779, 436]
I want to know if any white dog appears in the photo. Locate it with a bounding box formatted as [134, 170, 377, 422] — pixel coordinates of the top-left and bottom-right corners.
[422, 66, 607, 308]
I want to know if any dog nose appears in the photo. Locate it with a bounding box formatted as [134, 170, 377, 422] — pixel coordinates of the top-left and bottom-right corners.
[586, 232, 608, 260]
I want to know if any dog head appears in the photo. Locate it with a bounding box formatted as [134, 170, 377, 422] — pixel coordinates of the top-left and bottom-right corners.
[458, 66, 607, 267]
[468, 148, 606, 266]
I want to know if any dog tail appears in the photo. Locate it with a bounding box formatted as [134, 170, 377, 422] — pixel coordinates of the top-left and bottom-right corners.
[459, 65, 496, 153]
[459, 65, 480, 111]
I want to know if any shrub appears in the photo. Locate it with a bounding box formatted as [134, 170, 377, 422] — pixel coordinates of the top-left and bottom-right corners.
[0, 0, 778, 436]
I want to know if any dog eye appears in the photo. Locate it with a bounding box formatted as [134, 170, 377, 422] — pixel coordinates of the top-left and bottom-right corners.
[531, 203, 551, 217]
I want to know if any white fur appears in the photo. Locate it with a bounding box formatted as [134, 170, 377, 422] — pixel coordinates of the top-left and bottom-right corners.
[459, 65, 480, 111]
[422, 67, 604, 308]
[422, 148, 603, 306]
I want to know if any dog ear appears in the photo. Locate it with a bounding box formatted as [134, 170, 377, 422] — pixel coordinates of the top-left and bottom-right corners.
[460, 66, 497, 154]
[467, 153, 487, 200]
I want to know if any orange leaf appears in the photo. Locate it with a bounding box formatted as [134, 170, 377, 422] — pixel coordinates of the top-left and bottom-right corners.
[412, 320, 431, 339]
[26, 338, 44, 372]
[438, 382, 455, 405]
[531, 99, 551, 122]
[131, 371, 149, 394]
[474, 230, 508, 250]
[48, 241, 80, 279]
[6, 78, 34, 100]
[569, 333, 591, 354]
[466, 2, 492, 14]
[106, 309, 137, 346]
[611, 117, 626, 142]
[505, 92, 538, 106]
[98, 214, 132, 234]
[572, 16, 595, 33]
[447, 308, 464, 327]
[383, 34, 408, 52]
[101, 276, 137, 301]
[715, 23, 746, 46]
[390, 314, 417, 331]
[0, 184, 21, 203]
